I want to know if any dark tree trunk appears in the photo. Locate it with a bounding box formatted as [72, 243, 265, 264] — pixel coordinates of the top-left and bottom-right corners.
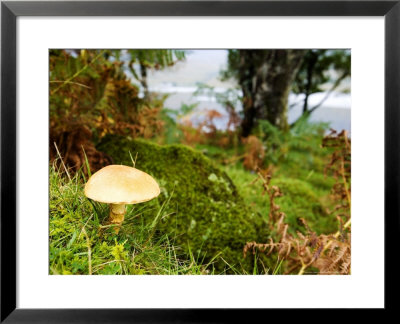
[238, 50, 306, 137]
[302, 51, 319, 114]
[139, 62, 149, 98]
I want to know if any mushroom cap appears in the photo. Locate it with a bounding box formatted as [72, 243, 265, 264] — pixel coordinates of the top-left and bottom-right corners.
[84, 165, 160, 204]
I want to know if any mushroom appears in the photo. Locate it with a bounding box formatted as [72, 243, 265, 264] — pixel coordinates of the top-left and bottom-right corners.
[84, 165, 160, 233]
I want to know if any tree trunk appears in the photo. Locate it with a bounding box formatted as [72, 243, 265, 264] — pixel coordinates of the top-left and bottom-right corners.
[238, 50, 306, 137]
[302, 51, 319, 114]
[139, 62, 149, 98]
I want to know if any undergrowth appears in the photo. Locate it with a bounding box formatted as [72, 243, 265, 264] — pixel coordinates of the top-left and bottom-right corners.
[206, 119, 339, 235]
[50, 116, 350, 275]
[49, 161, 221, 275]
[243, 130, 351, 274]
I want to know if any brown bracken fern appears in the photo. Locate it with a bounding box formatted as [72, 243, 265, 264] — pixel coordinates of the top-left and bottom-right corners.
[243, 130, 351, 275]
[49, 50, 166, 173]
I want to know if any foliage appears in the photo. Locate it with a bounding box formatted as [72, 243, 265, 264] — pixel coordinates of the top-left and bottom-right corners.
[193, 84, 242, 148]
[96, 135, 269, 273]
[242, 135, 265, 171]
[49, 49, 351, 276]
[194, 84, 242, 130]
[124, 49, 185, 96]
[292, 49, 351, 122]
[243, 130, 351, 274]
[254, 118, 330, 167]
[222, 49, 350, 134]
[293, 49, 351, 97]
[50, 124, 346, 275]
[125, 50, 185, 76]
[49, 49, 180, 173]
[222, 118, 339, 242]
[161, 99, 239, 150]
[49, 161, 218, 275]
[322, 129, 351, 221]
[223, 49, 306, 133]
[226, 166, 335, 237]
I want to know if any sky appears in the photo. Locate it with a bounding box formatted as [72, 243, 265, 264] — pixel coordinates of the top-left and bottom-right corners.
[147, 50, 233, 88]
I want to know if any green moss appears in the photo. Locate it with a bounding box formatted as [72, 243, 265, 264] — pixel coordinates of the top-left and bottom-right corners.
[49, 166, 222, 275]
[224, 164, 335, 235]
[272, 178, 334, 234]
[97, 135, 268, 273]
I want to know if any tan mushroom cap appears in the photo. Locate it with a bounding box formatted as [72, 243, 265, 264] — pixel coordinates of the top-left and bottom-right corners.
[84, 165, 160, 204]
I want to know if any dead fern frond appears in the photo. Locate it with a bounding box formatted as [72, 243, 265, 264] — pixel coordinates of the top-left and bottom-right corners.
[243, 130, 351, 275]
[242, 136, 265, 171]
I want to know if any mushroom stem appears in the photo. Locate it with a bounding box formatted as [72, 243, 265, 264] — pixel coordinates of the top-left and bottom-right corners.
[109, 203, 126, 234]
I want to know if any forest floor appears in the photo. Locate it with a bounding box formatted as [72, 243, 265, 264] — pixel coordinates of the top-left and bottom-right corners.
[49, 121, 345, 275]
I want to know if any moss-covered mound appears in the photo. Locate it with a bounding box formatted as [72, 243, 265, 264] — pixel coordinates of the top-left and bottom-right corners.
[97, 135, 268, 273]
[272, 178, 334, 234]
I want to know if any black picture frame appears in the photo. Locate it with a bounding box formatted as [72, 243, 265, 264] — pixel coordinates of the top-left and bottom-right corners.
[1, 0, 398, 322]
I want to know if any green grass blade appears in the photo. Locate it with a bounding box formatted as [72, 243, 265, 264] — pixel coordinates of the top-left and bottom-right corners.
[81, 145, 91, 178]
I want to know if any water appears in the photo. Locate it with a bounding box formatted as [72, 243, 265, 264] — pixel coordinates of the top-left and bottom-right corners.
[150, 86, 351, 134]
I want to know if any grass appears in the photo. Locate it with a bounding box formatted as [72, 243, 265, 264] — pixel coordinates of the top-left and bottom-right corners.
[49, 162, 223, 275]
[195, 122, 338, 235]
[50, 119, 342, 275]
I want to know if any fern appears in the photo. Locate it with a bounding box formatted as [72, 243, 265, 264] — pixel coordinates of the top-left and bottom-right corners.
[243, 130, 351, 275]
